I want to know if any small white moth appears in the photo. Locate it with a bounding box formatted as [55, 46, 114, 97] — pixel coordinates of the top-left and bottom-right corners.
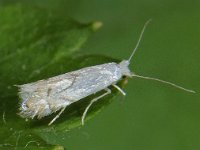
[18, 20, 195, 126]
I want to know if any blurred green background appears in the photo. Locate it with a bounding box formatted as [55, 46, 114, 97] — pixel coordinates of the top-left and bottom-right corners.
[0, 0, 200, 150]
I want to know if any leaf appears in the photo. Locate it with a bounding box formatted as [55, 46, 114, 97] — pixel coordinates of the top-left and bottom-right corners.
[0, 4, 122, 149]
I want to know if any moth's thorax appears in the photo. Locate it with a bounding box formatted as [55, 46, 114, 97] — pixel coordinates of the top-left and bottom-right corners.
[118, 60, 132, 77]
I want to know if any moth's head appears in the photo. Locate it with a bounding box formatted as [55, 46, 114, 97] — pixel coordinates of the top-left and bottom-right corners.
[119, 60, 132, 77]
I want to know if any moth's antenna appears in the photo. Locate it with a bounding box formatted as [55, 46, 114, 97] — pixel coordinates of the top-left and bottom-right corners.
[132, 74, 196, 93]
[128, 19, 152, 62]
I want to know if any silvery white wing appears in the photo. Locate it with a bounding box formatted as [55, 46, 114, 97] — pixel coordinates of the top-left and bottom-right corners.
[18, 62, 122, 119]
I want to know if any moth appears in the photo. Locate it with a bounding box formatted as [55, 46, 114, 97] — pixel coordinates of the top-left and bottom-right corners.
[17, 20, 195, 126]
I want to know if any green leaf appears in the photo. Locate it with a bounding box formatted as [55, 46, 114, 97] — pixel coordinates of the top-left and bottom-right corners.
[0, 4, 123, 149]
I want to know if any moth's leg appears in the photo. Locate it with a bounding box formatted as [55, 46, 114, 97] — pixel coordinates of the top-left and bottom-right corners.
[112, 84, 126, 96]
[48, 106, 66, 126]
[81, 88, 111, 125]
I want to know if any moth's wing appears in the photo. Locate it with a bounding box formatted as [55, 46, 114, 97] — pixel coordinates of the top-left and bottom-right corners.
[18, 73, 76, 101]
[18, 73, 78, 119]
[45, 73, 77, 96]
[58, 63, 122, 101]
